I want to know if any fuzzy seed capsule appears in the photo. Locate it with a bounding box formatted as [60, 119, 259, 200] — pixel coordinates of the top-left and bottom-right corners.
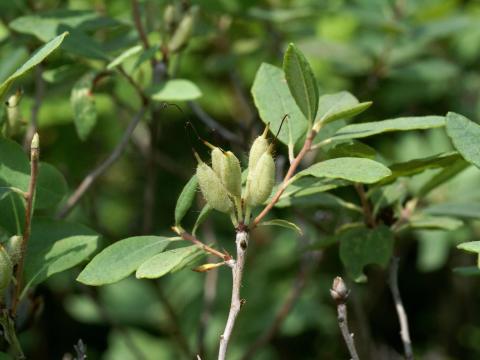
[248, 135, 269, 175]
[211, 147, 223, 177]
[245, 151, 275, 206]
[0, 246, 12, 293]
[6, 235, 22, 265]
[196, 162, 232, 213]
[220, 151, 242, 197]
[168, 6, 198, 53]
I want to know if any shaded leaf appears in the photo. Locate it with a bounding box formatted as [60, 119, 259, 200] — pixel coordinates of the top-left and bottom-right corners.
[446, 112, 480, 169]
[107, 45, 143, 70]
[149, 79, 201, 101]
[403, 215, 463, 231]
[251, 63, 308, 146]
[316, 91, 371, 126]
[0, 32, 68, 100]
[424, 202, 480, 219]
[71, 72, 97, 140]
[283, 43, 319, 123]
[77, 236, 170, 286]
[36, 163, 68, 209]
[192, 204, 212, 236]
[327, 141, 376, 159]
[174, 175, 197, 225]
[339, 225, 394, 282]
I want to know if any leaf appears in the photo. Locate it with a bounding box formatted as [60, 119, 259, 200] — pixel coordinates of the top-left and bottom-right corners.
[174, 175, 197, 225]
[380, 152, 462, 184]
[275, 191, 361, 213]
[446, 112, 480, 169]
[107, 45, 143, 70]
[24, 219, 100, 291]
[148, 79, 202, 101]
[251, 63, 308, 146]
[77, 236, 170, 286]
[258, 219, 303, 235]
[453, 267, 480, 276]
[283, 43, 319, 123]
[457, 241, 480, 254]
[136, 245, 199, 279]
[403, 215, 463, 231]
[424, 202, 480, 219]
[327, 141, 376, 159]
[36, 163, 68, 209]
[417, 159, 469, 197]
[294, 157, 391, 184]
[316, 91, 372, 126]
[329, 116, 445, 142]
[71, 73, 97, 140]
[192, 204, 212, 236]
[0, 32, 68, 100]
[339, 225, 394, 282]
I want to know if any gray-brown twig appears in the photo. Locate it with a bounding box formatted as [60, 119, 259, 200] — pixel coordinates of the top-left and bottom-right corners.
[388, 257, 413, 360]
[12, 133, 39, 316]
[218, 229, 248, 360]
[330, 276, 360, 360]
[56, 107, 146, 219]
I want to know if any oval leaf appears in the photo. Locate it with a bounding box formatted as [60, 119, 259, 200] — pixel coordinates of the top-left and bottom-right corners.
[77, 236, 170, 286]
[295, 157, 391, 184]
[149, 79, 201, 101]
[258, 219, 303, 235]
[136, 245, 199, 279]
[283, 43, 319, 123]
[316, 91, 372, 126]
[174, 175, 197, 225]
[446, 112, 480, 169]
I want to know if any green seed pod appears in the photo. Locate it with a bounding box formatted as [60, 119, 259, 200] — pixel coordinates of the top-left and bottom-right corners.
[168, 7, 196, 53]
[0, 246, 12, 293]
[221, 151, 242, 197]
[163, 4, 176, 33]
[211, 147, 223, 176]
[196, 161, 233, 213]
[248, 128, 269, 174]
[6, 235, 22, 265]
[6, 91, 22, 136]
[245, 151, 275, 206]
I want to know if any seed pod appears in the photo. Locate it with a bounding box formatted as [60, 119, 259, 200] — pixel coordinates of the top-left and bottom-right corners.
[6, 235, 22, 265]
[211, 147, 223, 176]
[163, 4, 177, 33]
[168, 6, 198, 53]
[248, 136, 269, 175]
[220, 151, 242, 197]
[6, 91, 22, 136]
[245, 151, 275, 206]
[196, 161, 232, 213]
[0, 246, 12, 293]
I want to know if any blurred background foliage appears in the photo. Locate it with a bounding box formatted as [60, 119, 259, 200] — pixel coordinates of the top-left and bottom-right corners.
[1, 0, 480, 359]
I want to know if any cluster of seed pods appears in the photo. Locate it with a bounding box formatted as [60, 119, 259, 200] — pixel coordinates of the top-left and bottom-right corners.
[195, 127, 275, 224]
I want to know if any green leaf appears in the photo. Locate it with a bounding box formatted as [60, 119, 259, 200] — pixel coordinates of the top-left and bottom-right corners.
[107, 45, 143, 70]
[457, 241, 480, 254]
[192, 204, 212, 236]
[148, 79, 202, 101]
[424, 202, 480, 219]
[174, 175, 197, 225]
[453, 267, 480, 276]
[24, 219, 100, 291]
[327, 141, 376, 159]
[417, 159, 469, 197]
[316, 91, 372, 126]
[283, 43, 319, 123]
[71, 73, 97, 140]
[295, 157, 391, 184]
[329, 116, 445, 142]
[380, 152, 462, 184]
[275, 190, 361, 213]
[136, 245, 199, 279]
[402, 215, 463, 231]
[258, 219, 303, 235]
[446, 112, 480, 169]
[77, 236, 170, 286]
[251, 63, 308, 146]
[0, 32, 68, 100]
[339, 225, 394, 282]
[36, 163, 68, 209]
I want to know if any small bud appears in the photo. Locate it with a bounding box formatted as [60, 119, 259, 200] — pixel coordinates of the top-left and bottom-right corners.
[196, 161, 233, 213]
[193, 262, 225, 272]
[220, 151, 242, 197]
[6, 235, 22, 265]
[5, 91, 23, 135]
[0, 246, 12, 293]
[245, 151, 275, 206]
[31, 132, 39, 149]
[330, 276, 349, 303]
